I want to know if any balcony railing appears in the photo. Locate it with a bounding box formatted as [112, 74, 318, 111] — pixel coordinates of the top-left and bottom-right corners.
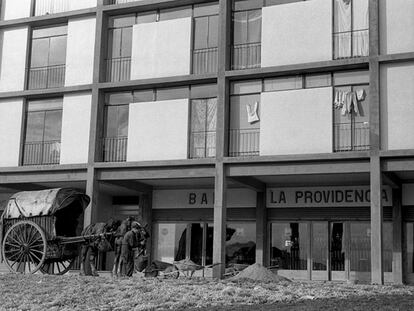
[28, 65, 65, 89]
[231, 42, 261, 70]
[22, 140, 60, 166]
[333, 29, 369, 59]
[334, 122, 370, 152]
[189, 131, 216, 159]
[34, 0, 69, 16]
[228, 128, 260, 157]
[102, 136, 128, 162]
[105, 57, 131, 82]
[193, 47, 218, 75]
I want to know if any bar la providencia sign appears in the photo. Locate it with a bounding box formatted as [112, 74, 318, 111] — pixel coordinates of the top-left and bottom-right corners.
[267, 186, 392, 208]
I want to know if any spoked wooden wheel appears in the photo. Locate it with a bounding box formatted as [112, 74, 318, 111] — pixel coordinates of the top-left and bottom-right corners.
[2, 221, 47, 274]
[40, 258, 75, 275]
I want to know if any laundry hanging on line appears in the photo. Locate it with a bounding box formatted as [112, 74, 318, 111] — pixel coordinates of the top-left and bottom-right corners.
[334, 89, 365, 116]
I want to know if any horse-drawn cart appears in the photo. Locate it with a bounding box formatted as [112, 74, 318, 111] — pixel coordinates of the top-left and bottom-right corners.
[0, 188, 91, 274]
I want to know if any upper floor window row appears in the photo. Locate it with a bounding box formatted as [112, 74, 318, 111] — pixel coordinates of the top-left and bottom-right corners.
[1, 0, 96, 20]
[232, 0, 369, 70]
[106, 3, 219, 82]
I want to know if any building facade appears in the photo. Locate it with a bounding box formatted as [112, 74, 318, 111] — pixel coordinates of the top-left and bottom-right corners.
[0, 0, 414, 284]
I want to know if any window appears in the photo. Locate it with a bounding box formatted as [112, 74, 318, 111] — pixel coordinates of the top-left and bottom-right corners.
[153, 222, 213, 276]
[103, 84, 216, 162]
[229, 80, 261, 157]
[333, 71, 369, 152]
[190, 98, 217, 158]
[232, 0, 262, 70]
[102, 93, 132, 162]
[23, 98, 63, 165]
[106, 16, 135, 82]
[193, 3, 219, 74]
[333, 0, 369, 59]
[270, 222, 308, 270]
[29, 25, 67, 89]
[35, 0, 69, 16]
[226, 222, 256, 266]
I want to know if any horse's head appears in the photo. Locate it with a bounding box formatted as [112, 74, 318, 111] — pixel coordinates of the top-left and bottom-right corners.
[96, 219, 122, 252]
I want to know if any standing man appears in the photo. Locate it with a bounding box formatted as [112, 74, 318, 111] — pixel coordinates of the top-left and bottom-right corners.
[120, 221, 143, 277]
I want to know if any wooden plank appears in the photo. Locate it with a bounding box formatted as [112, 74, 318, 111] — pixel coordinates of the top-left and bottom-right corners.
[213, 162, 227, 279]
[392, 188, 403, 284]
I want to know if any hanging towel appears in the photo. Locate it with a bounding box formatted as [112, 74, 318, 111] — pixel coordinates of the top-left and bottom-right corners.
[341, 92, 350, 116]
[356, 88, 366, 101]
[334, 90, 342, 109]
[351, 91, 359, 115]
[247, 101, 260, 124]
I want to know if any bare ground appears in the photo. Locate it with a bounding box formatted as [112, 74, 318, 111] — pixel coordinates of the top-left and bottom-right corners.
[0, 273, 413, 311]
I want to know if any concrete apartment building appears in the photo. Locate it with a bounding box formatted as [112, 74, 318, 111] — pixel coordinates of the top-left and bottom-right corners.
[0, 0, 414, 284]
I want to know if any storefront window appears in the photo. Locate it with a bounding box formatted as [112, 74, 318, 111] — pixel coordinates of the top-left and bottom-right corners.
[153, 223, 213, 266]
[270, 223, 308, 270]
[153, 223, 187, 263]
[312, 222, 328, 271]
[226, 223, 256, 266]
[331, 222, 345, 271]
[350, 222, 370, 272]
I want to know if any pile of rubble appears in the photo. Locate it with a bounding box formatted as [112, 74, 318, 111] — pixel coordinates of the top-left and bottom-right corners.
[229, 263, 291, 282]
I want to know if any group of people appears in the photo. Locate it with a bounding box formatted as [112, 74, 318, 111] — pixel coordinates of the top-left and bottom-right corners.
[80, 216, 149, 277]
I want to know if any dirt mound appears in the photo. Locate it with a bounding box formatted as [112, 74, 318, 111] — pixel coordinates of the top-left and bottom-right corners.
[229, 263, 291, 283]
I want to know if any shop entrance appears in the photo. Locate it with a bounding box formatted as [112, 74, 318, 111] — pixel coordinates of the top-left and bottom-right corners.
[270, 221, 389, 282]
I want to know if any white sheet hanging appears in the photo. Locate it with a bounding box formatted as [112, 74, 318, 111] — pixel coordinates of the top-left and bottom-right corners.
[352, 0, 369, 57]
[246, 101, 260, 124]
[335, 0, 352, 58]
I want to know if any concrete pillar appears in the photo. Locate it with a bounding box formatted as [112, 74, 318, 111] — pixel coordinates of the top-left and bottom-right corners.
[255, 191, 267, 265]
[370, 156, 383, 284]
[84, 167, 98, 227]
[393, 188, 403, 284]
[212, 162, 227, 279]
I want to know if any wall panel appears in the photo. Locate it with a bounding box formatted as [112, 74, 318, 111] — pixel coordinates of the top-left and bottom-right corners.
[60, 93, 92, 164]
[131, 18, 192, 79]
[379, 0, 414, 55]
[261, 0, 332, 67]
[380, 63, 414, 150]
[260, 87, 333, 156]
[127, 99, 189, 162]
[0, 27, 28, 92]
[0, 99, 23, 167]
[65, 17, 96, 86]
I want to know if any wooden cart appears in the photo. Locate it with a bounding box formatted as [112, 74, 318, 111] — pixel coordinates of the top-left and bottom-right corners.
[0, 188, 91, 275]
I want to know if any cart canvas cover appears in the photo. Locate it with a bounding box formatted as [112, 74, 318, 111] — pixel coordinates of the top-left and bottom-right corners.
[1, 188, 90, 220]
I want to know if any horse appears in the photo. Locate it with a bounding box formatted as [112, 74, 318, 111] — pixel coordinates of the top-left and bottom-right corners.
[79, 219, 121, 276]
